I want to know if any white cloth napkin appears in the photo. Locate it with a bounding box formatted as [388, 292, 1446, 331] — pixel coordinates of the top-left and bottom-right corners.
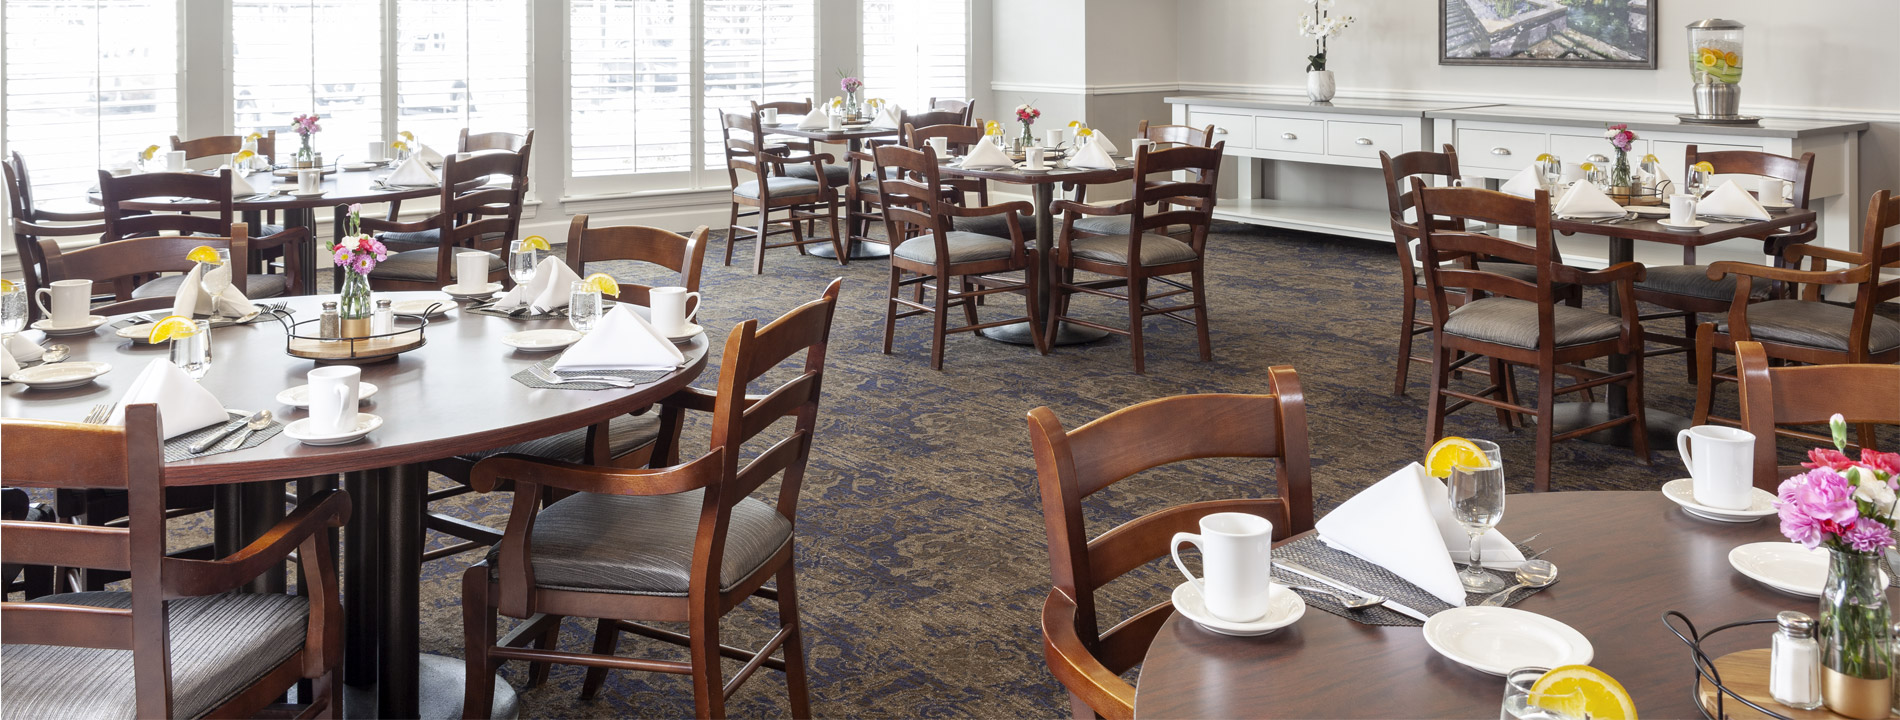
[171, 263, 256, 318]
[1090, 134, 1119, 156]
[552, 304, 685, 372]
[386, 156, 439, 187]
[5, 334, 44, 363]
[491, 256, 583, 313]
[1553, 180, 1625, 218]
[109, 359, 229, 440]
[1499, 165, 1542, 199]
[416, 142, 445, 166]
[1644, 165, 1673, 192]
[958, 140, 1014, 169]
[1314, 463, 1524, 606]
[1, 343, 17, 379]
[224, 165, 257, 197]
[1068, 140, 1118, 170]
[1699, 179, 1772, 221]
[796, 108, 829, 130]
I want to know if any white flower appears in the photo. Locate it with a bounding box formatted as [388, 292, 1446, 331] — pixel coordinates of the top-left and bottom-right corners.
[1854, 472, 1898, 513]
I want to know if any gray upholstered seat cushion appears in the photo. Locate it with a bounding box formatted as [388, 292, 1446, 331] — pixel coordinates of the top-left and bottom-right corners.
[131, 273, 288, 300]
[459, 414, 660, 463]
[1636, 264, 1772, 302]
[893, 231, 1016, 265]
[733, 177, 822, 199]
[782, 163, 850, 186]
[253, 224, 287, 238]
[951, 212, 1037, 240]
[485, 491, 793, 597]
[1071, 215, 1136, 236]
[1, 591, 308, 720]
[369, 248, 502, 282]
[1442, 297, 1624, 349]
[377, 228, 440, 246]
[1068, 233, 1199, 267]
[1717, 299, 1900, 354]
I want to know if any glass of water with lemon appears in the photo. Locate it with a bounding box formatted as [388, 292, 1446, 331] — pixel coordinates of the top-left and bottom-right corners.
[510, 236, 550, 285]
[1, 279, 26, 337]
[150, 316, 211, 379]
[567, 273, 619, 333]
[1500, 665, 1634, 720]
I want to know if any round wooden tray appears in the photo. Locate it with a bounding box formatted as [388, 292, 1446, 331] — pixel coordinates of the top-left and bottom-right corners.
[1697, 649, 1894, 719]
[283, 314, 428, 365]
[272, 167, 337, 178]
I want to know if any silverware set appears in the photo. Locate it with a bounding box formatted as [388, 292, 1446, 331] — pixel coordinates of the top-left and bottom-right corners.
[81, 402, 118, 425]
[526, 363, 636, 388]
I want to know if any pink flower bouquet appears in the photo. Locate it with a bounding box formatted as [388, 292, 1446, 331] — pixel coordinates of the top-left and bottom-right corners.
[329, 204, 389, 275]
[292, 114, 322, 138]
[1777, 414, 1900, 553]
[1604, 123, 1637, 152]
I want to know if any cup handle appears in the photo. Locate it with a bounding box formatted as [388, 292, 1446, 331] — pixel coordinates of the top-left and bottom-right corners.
[684, 292, 701, 322]
[1677, 429, 1696, 478]
[332, 385, 352, 426]
[1170, 532, 1204, 595]
[34, 288, 52, 318]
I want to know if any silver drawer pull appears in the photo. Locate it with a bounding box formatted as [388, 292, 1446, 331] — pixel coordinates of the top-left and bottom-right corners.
[1354, 137, 1373, 146]
[1213, 127, 1228, 135]
[1491, 147, 1512, 156]
[1281, 132, 1298, 140]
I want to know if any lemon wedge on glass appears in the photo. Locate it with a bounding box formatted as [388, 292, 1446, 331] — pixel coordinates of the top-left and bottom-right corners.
[1534, 153, 1554, 162]
[1076, 127, 1094, 137]
[140, 145, 161, 161]
[399, 130, 415, 142]
[1530, 665, 1638, 720]
[582, 273, 620, 297]
[521, 235, 551, 252]
[1692, 161, 1715, 173]
[235, 150, 255, 162]
[1, 279, 18, 293]
[1579, 162, 1596, 172]
[147, 315, 200, 344]
[1424, 437, 1488, 478]
[186, 245, 223, 265]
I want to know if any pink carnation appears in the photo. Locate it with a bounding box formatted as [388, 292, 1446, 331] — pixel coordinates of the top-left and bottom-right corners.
[1862, 450, 1900, 479]
[1844, 517, 1896, 553]
[1804, 448, 1857, 471]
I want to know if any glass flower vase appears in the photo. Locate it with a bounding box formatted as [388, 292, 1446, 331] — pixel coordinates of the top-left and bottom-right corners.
[844, 90, 861, 119]
[1018, 123, 1035, 151]
[338, 270, 374, 339]
[1611, 150, 1633, 191]
[1820, 548, 1893, 720]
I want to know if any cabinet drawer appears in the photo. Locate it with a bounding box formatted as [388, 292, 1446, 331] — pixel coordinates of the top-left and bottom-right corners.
[1457, 129, 1546, 170]
[1254, 117, 1326, 155]
[1549, 133, 1648, 171]
[1191, 111, 1254, 149]
[1326, 120, 1403, 159]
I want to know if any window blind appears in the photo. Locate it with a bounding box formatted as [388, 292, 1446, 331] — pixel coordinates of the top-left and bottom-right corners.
[860, 0, 967, 111]
[569, 0, 693, 178]
[395, 0, 531, 152]
[233, 0, 385, 162]
[699, 0, 814, 167]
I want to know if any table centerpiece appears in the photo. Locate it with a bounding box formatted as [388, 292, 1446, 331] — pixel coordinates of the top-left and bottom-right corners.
[328, 203, 388, 338]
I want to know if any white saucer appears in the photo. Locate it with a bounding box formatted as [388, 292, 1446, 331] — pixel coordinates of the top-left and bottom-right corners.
[663, 323, 704, 342]
[276, 382, 379, 408]
[31, 316, 108, 336]
[288, 189, 326, 198]
[1626, 205, 1672, 216]
[443, 282, 504, 300]
[503, 329, 582, 351]
[1729, 542, 1889, 597]
[388, 298, 453, 317]
[284, 413, 382, 446]
[116, 323, 160, 343]
[9, 361, 112, 389]
[1422, 606, 1593, 675]
[1662, 478, 1777, 522]
[339, 162, 377, 171]
[1660, 218, 1710, 231]
[1170, 581, 1305, 637]
[1759, 199, 1793, 210]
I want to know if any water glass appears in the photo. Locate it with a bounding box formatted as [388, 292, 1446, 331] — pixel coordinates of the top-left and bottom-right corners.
[1, 283, 25, 336]
[1540, 154, 1563, 190]
[568, 281, 602, 333]
[1689, 169, 1715, 198]
[1448, 438, 1506, 593]
[169, 319, 212, 380]
[199, 248, 232, 317]
[508, 240, 540, 285]
[1500, 667, 1580, 720]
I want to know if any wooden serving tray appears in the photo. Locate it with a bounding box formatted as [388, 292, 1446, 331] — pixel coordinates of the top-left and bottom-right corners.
[1697, 649, 1895, 719]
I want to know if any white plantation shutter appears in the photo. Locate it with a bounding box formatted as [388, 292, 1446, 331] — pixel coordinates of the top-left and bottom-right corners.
[860, 0, 966, 111]
[233, 0, 385, 162]
[2, 0, 180, 203]
[699, 0, 814, 169]
[395, 0, 531, 152]
[569, 0, 693, 182]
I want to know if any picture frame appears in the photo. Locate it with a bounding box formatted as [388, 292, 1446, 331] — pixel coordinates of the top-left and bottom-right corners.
[1440, 0, 1657, 69]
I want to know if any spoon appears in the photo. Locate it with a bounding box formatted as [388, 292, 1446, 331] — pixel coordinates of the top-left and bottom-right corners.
[38, 345, 70, 364]
[222, 410, 273, 451]
[1479, 559, 1560, 607]
[1286, 584, 1385, 611]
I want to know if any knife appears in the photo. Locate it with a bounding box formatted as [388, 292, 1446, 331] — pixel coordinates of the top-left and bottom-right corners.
[1273, 559, 1434, 622]
[188, 411, 259, 454]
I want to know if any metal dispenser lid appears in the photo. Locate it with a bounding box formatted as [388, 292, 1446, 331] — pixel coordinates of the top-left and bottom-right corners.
[1686, 18, 1744, 30]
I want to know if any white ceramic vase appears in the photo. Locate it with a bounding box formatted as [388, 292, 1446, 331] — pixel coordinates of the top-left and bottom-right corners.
[1306, 70, 1336, 103]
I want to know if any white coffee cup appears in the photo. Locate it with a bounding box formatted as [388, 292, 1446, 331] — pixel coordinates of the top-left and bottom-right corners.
[1171, 512, 1275, 623]
[307, 365, 362, 436]
[166, 150, 186, 172]
[1679, 425, 1756, 510]
[1131, 138, 1153, 155]
[455, 251, 491, 291]
[1760, 176, 1788, 204]
[1024, 146, 1045, 170]
[35, 279, 92, 327]
[1669, 193, 1699, 225]
[927, 136, 950, 156]
[826, 113, 843, 131]
[760, 108, 779, 125]
[297, 168, 322, 193]
[647, 287, 700, 336]
[1044, 129, 1065, 148]
[367, 141, 386, 162]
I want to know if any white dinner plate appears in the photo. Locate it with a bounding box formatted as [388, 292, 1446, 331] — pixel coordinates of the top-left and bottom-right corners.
[1422, 606, 1593, 676]
[1662, 478, 1778, 523]
[442, 282, 503, 300]
[276, 382, 380, 408]
[9, 361, 111, 390]
[502, 329, 582, 351]
[288, 189, 326, 198]
[1660, 218, 1710, 231]
[31, 316, 108, 336]
[1626, 205, 1671, 216]
[340, 162, 378, 171]
[389, 298, 453, 317]
[1170, 582, 1305, 637]
[1729, 542, 1889, 597]
[284, 413, 382, 446]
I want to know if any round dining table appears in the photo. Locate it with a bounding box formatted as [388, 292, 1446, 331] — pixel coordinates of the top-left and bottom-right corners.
[0, 291, 711, 719]
[1132, 490, 1887, 719]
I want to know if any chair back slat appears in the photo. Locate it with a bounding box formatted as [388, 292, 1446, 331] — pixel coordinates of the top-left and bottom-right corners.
[1861, 190, 1900, 305]
[1414, 184, 1556, 308]
[564, 216, 708, 309]
[171, 132, 275, 164]
[7, 150, 40, 219]
[1, 603, 136, 650]
[1686, 145, 1816, 209]
[1738, 341, 1900, 490]
[1082, 498, 1292, 593]
[709, 279, 842, 513]
[901, 109, 964, 130]
[459, 129, 532, 154]
[1, 523, 131, 571]
[40, 225, 251, 314]
[99, 170, 234, 241]
[1137, 121, 1216, 148]
[927, 97, 975, 123]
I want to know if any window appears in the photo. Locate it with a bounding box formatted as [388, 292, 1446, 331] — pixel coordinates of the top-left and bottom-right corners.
[395, 0, 532, 152]
[233, 0, 385, 161]
[700, 0, 815, 168]
[860, 0, 966, 111]
[2, 0, 180, 203]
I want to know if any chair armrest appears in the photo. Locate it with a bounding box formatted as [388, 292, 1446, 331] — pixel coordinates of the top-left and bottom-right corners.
[1708, 260, 1865, 287]
[764, 153, 836, 168]
[1051, 199, 1133, 217]
[1552, 261, 1645, 286]
[1787, 244, 1864, 266]
[470, 449, 725, 498]
[160, 489, 352, 598]
[942, 200, 1034, 219]
[252, 224, 309, 250]
[1042, 589, 1136, 720]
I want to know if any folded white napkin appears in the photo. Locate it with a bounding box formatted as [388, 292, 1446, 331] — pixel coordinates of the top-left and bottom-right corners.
[1090, 134, 1119, 156]
[1553, 180, 1624, 218]
[5, 333, 44, 363]
[1699, 179, 1772, 221]
[416, 142, 445, 165]
[958, 140, 1014, 169]
[110, 359, 229, 440]
[552, 304, 686, 372]
[492, 256, 583, 313]
[1645, 165, 1673, 192]
[386, 155, 439, 187]
[171, 263, 256, 318]
[1314, 463, 1524, 606]
[1499, 165, 1542, 199]
[874, 104, 904, 129]
[1068, 140, 1118, 170]
[225, 165, 257, 197]
[2, 343, 17, 379]
[796, 107, 829, 130]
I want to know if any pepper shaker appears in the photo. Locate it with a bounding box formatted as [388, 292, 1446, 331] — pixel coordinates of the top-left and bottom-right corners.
[318, 301, 340, 340]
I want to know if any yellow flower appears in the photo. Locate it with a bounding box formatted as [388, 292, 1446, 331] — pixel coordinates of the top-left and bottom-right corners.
[140, 145, 160, 161]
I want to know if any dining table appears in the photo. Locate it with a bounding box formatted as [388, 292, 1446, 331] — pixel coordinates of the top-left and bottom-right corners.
[0, 290, 711, 719]
[761, 122, 901, 261]
[1132, 490, 1875, 719]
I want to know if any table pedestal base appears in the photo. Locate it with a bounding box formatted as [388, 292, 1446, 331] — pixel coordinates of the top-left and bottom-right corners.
[1549, 402, 1691, 451]
[979, 321, 1109, 347]
[805, 240, 890, 260]
[342, 654, 518, 720]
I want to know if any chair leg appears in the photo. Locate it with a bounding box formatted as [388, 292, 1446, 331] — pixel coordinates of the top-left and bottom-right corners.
[1682, 312, 1698, 383]
[930, 273, 950, 371]
[1425, 342, 1452, 443]
[753, 210, 771, 275]
[1190, 268, 1211, 363]
[1043, 270, 1065, 353]
[883, 266, 901, 356]
[1535, 364, 1557, 492]
[1023, 262, 1050, 356]
[776, 565, 813, 719]
[689, 614, 725, 719]
[1396, 290, 1418, 396]
[1693, 323, 1718, 426]
[724, 204, 740, 267]
[579, 618, 620, 701]
[826, 198, 847, 266]
[526, 616, 562, 688]
[959, 278, 978, 328]
[1128, 275, 1148, 375]
[1626, 348, 1653, 466]
[318, 672, 342, 719]
[462, 568, 497, 720]
[1489, 357, 1514, 431]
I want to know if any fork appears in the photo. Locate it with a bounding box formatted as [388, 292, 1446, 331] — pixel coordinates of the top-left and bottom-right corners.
[526, 363, 636, 388]
[82, 402, 116, 424]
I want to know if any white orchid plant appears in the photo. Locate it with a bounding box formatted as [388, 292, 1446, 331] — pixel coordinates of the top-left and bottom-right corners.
[1298, 0, 1355, 72]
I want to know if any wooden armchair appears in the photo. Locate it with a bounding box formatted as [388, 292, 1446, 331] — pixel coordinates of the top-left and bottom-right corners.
[927, 97, 975, 123]
[455, 129, 536, 240]
[1029, 373, 1315, 720]
[360, 151, 525, 291]
[1, 405, 351, 719]
[97, 170, 302, 297]
[36, 223, 255, 316]
[720, 110, 844, 274]
[6, 151, 105, 322]
[1065, 121, 1218, 235]
[752, 101, 849, 188]
[1736, 341, 1900, 491]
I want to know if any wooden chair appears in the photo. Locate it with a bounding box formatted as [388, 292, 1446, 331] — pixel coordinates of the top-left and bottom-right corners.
[35, 223, 256, 316]
[378, 134, 535, 254]
[1634, 146, 1816, 377]
[1048, 143, 1223, 374]
[6, 151, 105, 322]
[927, 97, 975, 122]
[457, 129, 537, 240]
[1065, 121, 1217, 237]
[1414, 183, 1651, 491]
[1694, 189, 1900, 438]
[359, 151, 527, 291]
[720, 110, 845, 274]
[1737, 341, 1900, 491]
[874, 143, 1048, 369]
[1134, 120, 1214, 149]
[96, 170, 302, 298]
[749, 101, 851, 189]
[171, 131, 276, 165]
[1, 405, 351, 719]
[462, 279, 842, 719]
[1029, 373, 1315, 720]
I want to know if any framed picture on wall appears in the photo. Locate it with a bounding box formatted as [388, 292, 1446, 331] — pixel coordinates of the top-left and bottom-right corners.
[1440, 0, 1657, 69]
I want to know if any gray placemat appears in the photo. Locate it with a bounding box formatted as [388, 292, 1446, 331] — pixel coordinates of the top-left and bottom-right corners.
[1270, 534, 1550, 627]
[510, 357, 670, 391]
[163, 411, 286, 462]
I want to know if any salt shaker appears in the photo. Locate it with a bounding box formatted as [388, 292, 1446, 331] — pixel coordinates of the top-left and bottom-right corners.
[371, 298, 394, 335]
[318, 301, 340, 340]
[1770, 610, 1822, 710]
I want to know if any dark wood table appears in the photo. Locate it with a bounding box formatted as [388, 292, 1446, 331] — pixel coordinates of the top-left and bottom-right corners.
[0, 291, 710, 719]
[762, 122, 901, 261]
[935, 158, 1136, 346]
[1132, 490, 1867, 719]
